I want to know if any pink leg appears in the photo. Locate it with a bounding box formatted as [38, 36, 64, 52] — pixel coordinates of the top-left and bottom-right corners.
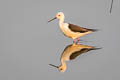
[73, 39, 75, 43]
[77, 37, 79, 44]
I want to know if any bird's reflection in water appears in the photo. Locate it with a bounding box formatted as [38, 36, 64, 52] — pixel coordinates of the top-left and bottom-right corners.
[49, 43, 101, 72]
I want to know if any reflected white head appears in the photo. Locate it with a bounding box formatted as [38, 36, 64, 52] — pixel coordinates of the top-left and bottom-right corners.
[49, 64, 66, 72]
[58, 65, 66, 72]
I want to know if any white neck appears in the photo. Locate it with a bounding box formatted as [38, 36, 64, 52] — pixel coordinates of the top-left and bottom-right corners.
[59, 17, 64, 27]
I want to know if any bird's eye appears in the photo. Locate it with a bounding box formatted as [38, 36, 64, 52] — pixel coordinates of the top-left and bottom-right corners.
[60, 68, 63, 70]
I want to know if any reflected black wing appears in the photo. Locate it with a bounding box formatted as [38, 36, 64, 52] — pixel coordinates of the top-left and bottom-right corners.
[70, 47, 101, 60]
[70, 48, 90, 60]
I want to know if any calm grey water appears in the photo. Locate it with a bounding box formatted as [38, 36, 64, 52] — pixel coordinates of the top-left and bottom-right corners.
[0, 0, 120, 80]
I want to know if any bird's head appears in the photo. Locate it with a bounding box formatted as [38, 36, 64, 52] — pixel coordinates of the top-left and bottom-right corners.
[56, 12, 64, 20]
[48, 12, 65, 22]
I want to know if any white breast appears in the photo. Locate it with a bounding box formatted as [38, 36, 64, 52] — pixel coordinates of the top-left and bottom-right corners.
[59, 23, 73, 38]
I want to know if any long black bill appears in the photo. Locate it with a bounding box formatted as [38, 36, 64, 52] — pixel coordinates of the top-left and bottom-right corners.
[49, 64, 58, 68]
[48, 17, 56, 22]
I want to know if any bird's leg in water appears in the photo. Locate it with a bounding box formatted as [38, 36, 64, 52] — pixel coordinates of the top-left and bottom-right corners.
[77, 37, 79, 44]
[73, 39, 75, 43]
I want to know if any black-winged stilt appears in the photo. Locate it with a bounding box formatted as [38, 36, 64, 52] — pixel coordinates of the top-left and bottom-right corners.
[48, 12, 98, 43]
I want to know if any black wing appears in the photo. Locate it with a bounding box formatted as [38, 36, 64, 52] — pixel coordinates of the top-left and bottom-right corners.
[68, 23, 97, 33]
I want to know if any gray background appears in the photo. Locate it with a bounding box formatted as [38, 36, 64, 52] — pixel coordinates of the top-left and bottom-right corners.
[0, 0, 120, 80]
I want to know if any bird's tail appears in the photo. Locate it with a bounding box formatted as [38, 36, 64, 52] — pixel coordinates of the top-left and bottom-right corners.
[88, 29, 99, 32]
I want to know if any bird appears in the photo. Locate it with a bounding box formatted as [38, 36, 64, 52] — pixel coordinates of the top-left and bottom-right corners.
[48, 12, 98, 43]
[49, 43, 101, 72]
